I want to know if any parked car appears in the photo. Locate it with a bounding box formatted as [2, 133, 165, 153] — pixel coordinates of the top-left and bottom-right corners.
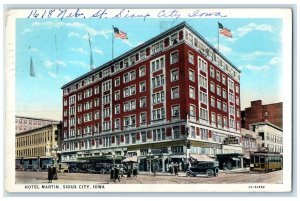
[68, 167, 80, 173]
[186, 161, 219, 178]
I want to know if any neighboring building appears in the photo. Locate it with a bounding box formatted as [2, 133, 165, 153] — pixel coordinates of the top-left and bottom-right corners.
[15, 123, 61, 169]
[249, 122, 283, 153]
[61, 22, 242, 172]
[241, 128, 262, 167]
[241, 100, 282, 129]
[15, 116, 59, 134]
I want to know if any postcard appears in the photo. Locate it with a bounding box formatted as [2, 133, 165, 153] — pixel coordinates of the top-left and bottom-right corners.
[4, 7, 292, 193]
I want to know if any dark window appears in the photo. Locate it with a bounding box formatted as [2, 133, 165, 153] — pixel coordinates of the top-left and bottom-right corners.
[259, 132, 265, 140]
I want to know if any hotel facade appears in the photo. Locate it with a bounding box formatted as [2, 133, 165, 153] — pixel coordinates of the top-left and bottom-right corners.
[61, 22, 242, 172]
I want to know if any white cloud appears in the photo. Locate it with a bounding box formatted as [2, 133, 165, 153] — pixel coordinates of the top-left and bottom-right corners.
[44, 59, 53, 68]
[122, 39, 133, 47]
[241, 51, 274, 60]
[47, 71, 57, 78]
[30, 48, 39, 52]
[218, 44, 232, 54]
[70, 48, 87, 55]
[268, 57, 281, 65]
[64, 75, 72, 81]
[68, 32, 80, 38]
[22, 28, 31, 35]
[93, 48, 103, 55]
[56, 60, 67, 67]
[236, 23, 275, 37]
[67, 60, 89, 69]
[240, 64, 269, 71]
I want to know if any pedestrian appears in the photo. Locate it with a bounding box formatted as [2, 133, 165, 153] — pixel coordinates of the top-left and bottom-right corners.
[47, 166, 53, 183]
[174, 162, 179, 176]
[179, 162, 182, 172]
[52, 166, 58, 180]
[170, 164, 174, 176]
[153, 165, 157, 177]
[114, 167, 120, 182]
[110, 167, 115, 180]
[223, 162, 227, 171]
[127, 168, 132, 179]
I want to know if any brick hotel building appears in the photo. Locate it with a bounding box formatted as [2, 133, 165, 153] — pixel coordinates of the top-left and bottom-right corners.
[61, 22, 242, 172]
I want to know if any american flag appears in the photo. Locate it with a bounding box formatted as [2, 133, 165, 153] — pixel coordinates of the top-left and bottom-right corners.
[113, 27, 128, 39]
[218, 22, 233, 38]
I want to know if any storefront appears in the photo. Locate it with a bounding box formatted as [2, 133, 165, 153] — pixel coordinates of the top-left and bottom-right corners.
[216, 153, 244, 170]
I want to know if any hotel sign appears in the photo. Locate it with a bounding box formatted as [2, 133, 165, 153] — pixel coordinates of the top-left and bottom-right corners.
[223, 136, 239, 145]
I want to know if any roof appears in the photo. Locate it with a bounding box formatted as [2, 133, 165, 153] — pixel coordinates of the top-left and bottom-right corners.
[16, 123, 61, 136]
[15, 115, 60, 122]
[62, 21, 240, 89]
[249, 121, 283, 131]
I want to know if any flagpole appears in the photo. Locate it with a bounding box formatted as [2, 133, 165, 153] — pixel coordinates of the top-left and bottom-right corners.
[112, 25, 114, 59]
[217, 22, 220, 52]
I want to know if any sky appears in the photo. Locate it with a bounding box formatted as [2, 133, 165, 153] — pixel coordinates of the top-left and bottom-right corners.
[15, 16, 283, 121]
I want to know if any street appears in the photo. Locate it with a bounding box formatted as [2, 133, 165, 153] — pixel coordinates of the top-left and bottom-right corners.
[15, 170, 283, 184]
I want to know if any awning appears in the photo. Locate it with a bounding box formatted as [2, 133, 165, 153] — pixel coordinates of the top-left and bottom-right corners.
[189, 154, 214, 162]
[122, 156, 138, 163]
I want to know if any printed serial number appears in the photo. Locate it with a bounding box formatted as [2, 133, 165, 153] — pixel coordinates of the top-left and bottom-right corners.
[248, 185, 265, 189]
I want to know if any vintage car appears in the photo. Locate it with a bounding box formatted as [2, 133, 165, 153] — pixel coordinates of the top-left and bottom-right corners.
[186, 161, 219, 178]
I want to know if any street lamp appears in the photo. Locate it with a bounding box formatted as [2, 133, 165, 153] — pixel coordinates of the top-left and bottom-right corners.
[147, 152, 153, 174]
[112, 151, 116, 168]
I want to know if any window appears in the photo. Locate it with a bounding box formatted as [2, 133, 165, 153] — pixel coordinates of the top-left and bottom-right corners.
[189, 86, 195, 99]
[210, 82, 215, 93]
[102, 80, 111, 92]
[229, 106, 235, 115]
[171, 87, 179, 99]
[200, 91, 208, 104]
[123, 71, 136, 83]
[141, 131, 146, 143]
[200, 128, 208, 140]
[211, 112, 216, 123]
[102, 121, 111, 131]
[78, 93, 82, 101]
[200, 108, 208, 121]
[223, 102, 227, 112]
[216, 71, 220, 81]
[94, 98, 99, 107]
[189, 69, 195, 81]
[124, 115, 136, 128]
[229, 118, 235, 128]
[210, 66, 215, 77]
[115, 77, 120, 86]
[223, 117, 227, 127]
[228, 79, 234, 90]
[190, 126, 196, 138]
[217, 100, 222, 110]
[223, 89, 227, 99]
[217, 115, 222, 126]
[140, 81, 146, 92]
[152, 108, 165, 121]
[211, 96, 215, 107]
[199, 75, 207, 88]
[115, 105, 120, 114]
[229, 92, 234, 103]
[151, 41, 163, 54]
[152, 74, 164, 88]
[131, 133, 136, 144]
[190, 105, 196, 119]
[237, 109, 240, 118]
[102, 108, 111, 118]
[140, 50, 146, 60]
[94, 111, 99, 120]
[139, 66, 146, 77]
[188, 52, 194, 64]
[123, 85, 136, 97]
[236, 96, 240, 105]
[140, 112, 147, 125]
[198, 57, 207, 73]
[83, 113, 92, 122]
[172, 105, 180, 118]
[125, 134, 130, 144]
[222, 75, 226, 85]
[124, 100, 136, 112]
[217, 85, 221, 96]
[114, 119, 120, 130]
[140, 97, 146, 108]
[102, 94, 111, 105]
[94, 86, 99, 94]
[173, 126, 180, 139]
[171, 69, 179, 82]
[115, 91, 120, 100]
[152, 91, 165, 104]
[151, 56, 165, 72]
[170, 51, 179, 64]
[171, 33, 178, 45]
[236, 85, 239, 93]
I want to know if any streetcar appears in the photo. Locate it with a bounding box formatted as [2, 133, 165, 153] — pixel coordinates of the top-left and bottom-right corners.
[250, 151, 283, 172]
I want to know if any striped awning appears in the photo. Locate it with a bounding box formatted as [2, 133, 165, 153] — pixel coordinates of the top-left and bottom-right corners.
[189, 154, 214, 162]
